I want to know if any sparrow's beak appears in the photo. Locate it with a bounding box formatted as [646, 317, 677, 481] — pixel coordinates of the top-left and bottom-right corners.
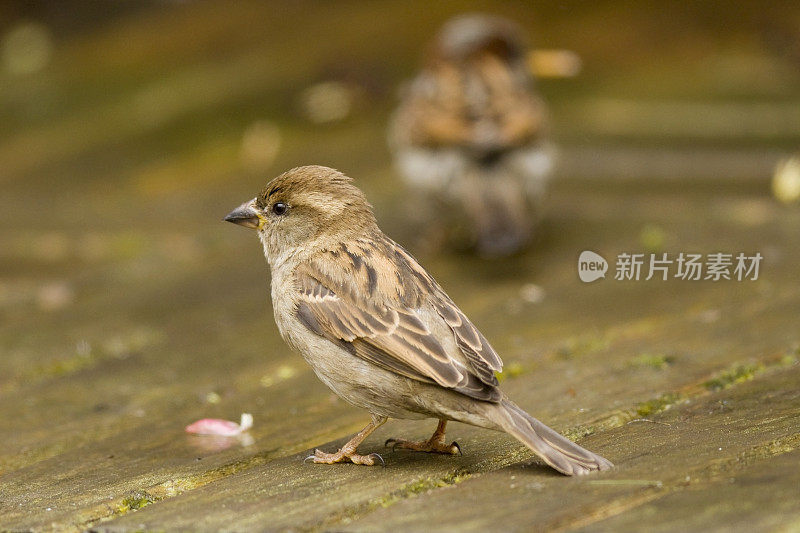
[223, 198, 261, 229]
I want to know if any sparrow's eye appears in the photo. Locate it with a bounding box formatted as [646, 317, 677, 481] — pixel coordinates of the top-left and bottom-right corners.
[271, 202, 288, 216]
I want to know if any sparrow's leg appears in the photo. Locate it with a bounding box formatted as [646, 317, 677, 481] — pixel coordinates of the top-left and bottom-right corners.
[307, 415, 387, 466]
[385, 419, 461, 455]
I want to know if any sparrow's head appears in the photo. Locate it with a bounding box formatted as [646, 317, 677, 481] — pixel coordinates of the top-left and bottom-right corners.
[224, 166, 377, 265]
[433, 14, 527, 65]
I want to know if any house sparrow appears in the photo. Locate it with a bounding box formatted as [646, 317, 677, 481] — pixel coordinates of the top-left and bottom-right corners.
[390, 14, 554, 256]
[224, 166, 611, 475]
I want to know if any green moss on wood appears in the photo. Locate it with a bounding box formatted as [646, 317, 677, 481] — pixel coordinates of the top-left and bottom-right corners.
[117, 491, 156, 514]
[704, 362, 764, 391]
[636, 393, 684, 417]
[630, 353, 675, 370]
[327, 470, 472, 527]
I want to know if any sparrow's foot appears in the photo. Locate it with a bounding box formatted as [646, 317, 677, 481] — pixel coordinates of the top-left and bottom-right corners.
[303, 414, 388, 467]
[384, 419, 461, 455]
[306, 448, 385, 466]
[385, 437, 461, 455]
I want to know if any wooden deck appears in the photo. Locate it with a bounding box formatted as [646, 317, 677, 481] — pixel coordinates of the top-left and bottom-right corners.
[1, 2, 799, 531]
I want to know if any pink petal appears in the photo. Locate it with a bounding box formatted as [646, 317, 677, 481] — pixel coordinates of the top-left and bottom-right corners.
[185, 414, 253, 436]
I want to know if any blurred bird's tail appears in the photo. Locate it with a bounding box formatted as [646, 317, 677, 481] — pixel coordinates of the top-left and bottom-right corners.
[489, 398, 613, 476]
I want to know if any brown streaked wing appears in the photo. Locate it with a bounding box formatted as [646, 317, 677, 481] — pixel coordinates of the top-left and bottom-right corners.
[431, 297, 503, 387]
[384, 239, 504, 387]
[294, 261, 500, 402]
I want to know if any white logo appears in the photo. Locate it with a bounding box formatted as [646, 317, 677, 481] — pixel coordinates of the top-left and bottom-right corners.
[578, 251, 762, 282]
[578, 251, 608, 282]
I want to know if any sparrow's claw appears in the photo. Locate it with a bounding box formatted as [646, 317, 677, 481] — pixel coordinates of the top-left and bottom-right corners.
[452, 441, 463, 456]
[383, 437, 462, 455]
[368, 452, 386, 467]
[305, 447, 384, 466]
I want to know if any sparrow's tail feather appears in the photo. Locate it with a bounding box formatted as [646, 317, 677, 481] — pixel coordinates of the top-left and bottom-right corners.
[490, 398, 613, 476]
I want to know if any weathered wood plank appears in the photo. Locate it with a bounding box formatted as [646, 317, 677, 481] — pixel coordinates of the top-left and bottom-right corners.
[328, 367, 800, 532]
[578, 449, 800, 532]
[86, 365, 800, 532]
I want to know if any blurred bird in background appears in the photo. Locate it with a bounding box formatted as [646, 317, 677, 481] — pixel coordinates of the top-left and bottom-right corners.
[390, 14, 554, 257]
